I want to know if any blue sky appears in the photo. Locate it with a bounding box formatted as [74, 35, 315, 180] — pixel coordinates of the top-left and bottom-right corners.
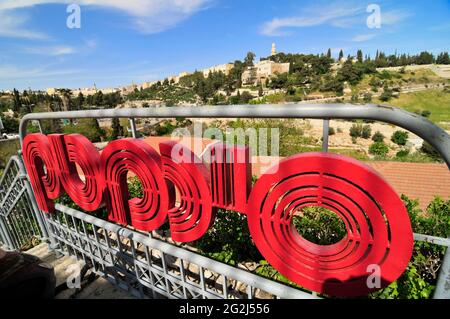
[0, 0, 449, 91]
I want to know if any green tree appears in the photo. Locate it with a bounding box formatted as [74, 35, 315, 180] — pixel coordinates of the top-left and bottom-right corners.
[357, 49, 363, 63]
[338, 49, 344, 61]
[416, 51, 434, 65]
[0, 116, 19, 134]
[76, 92, 84, 110]
[244, 51, 256, 67]
[436, 52, 450, 64]
[111, 118, 123, 139]
[12, 89, 21, 113]
[337, 59, 363, 85]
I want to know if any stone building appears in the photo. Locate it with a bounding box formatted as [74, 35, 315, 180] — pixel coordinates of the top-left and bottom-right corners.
[242, 59, 290, 86]
[201, 63, 234, 78]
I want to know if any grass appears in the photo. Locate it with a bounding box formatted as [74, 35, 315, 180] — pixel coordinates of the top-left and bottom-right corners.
[375, 89, 450, 124]
[354, 68, 447, 91]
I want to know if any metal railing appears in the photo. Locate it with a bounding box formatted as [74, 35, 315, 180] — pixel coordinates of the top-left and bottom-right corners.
[0, 156, 48, 251]
[47, 204, 317, 299]
[1, 103, 448, 298]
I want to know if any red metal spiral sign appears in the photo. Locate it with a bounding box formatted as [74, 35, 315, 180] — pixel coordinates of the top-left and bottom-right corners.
[22, 133, 414, 297]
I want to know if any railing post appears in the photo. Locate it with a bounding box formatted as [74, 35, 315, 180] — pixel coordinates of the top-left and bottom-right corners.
[434, 240, 450, 299]
[129, 118, 138, 138]
[37, 120, 43, 134]
[322, 119, 330, 153]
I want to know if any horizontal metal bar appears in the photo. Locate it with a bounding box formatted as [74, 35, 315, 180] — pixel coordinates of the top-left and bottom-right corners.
[414, 233, 450, 247]
[54, 203, 319, 299]
[19, 104, 450, 168]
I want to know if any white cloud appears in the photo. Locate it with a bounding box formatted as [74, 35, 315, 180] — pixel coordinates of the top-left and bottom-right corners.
[352, 34, 377, 42]
[0, 63, 83, 79]
[260, 3, 364, 36]
[0, 0, 211, 36]
[381, 10, 413, 26]
[23, 45, 76, 56]
[260, 2, 412, 37]
[0, 10, 49, 39]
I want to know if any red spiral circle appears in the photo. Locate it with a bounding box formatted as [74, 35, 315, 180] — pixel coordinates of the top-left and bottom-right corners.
[247, 152, 413, 297]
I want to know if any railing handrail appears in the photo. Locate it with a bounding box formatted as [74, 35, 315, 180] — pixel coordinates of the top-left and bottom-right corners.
[54, 203, 319, 299]
[19, 103, 450, 168]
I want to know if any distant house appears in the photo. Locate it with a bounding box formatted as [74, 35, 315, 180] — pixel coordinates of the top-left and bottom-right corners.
[242, 60, 290, 86]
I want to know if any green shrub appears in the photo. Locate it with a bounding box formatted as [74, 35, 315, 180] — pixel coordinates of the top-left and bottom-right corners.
[396, 149, 410, 158]
[292, 207, 346, 245]
[421, 110, 431, 118]
[361, 125, 372, 139]
[420, 142, 442, 161]
[194, 209, 262, 265]
[372, 131, 385, 142]
[363, 92, 372, 103]
[349, 123, 363, 138]
[379, 87, 394, 102]
[391, 130, 409, 146]
[328, 127, 335, 136]
[369, 142, 389, 157]
[371, 196, 450, 299]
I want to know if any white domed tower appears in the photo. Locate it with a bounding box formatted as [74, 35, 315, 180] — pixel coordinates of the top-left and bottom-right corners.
[271, 43, 277, 56]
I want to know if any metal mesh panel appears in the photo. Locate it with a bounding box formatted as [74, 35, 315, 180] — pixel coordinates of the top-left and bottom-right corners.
[0, 156, 47, 251]
[46, 204, 318, 299]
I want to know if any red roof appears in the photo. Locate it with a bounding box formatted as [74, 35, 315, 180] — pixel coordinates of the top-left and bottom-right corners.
[142, 136, 215, 157]
[250, 156, 449, 210]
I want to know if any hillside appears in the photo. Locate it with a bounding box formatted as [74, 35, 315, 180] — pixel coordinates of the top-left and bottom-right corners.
[375, 89, 450, 127]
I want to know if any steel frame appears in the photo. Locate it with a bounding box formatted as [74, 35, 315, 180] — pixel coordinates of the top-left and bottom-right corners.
[0, 156, 48, 250]
[0, 103, 448, 298]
